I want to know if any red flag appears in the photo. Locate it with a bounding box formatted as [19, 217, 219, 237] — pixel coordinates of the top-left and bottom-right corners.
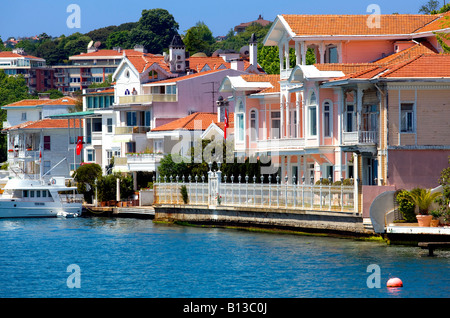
[76, 136, 83, 156]
[224, 109, 229, 140]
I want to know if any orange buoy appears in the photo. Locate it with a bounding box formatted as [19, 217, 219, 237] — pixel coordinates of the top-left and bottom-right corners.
[387, 277, 403, 288]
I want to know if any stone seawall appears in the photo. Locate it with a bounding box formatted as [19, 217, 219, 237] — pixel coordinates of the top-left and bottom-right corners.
[154, 205, 370, 236]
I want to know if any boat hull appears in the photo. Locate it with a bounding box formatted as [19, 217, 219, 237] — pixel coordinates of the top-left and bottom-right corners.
[0, 201, 82, 218]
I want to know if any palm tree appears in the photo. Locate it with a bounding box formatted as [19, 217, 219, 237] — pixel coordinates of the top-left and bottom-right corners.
[409, 188, 442, 215]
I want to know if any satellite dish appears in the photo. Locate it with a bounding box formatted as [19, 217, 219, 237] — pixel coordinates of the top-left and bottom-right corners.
[87, 40, 94, 49]
[94, 41, 101, 48]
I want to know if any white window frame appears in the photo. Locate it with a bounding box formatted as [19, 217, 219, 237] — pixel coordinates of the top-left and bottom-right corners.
[235, 100, 245, 143]
[249, 108, 258, 142]
[307, 90, 318, 138]
[400, 102, 415, 133]
[322, 100, 333, 138]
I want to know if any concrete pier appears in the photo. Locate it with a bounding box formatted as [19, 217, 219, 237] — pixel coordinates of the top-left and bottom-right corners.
[154, 204, 371, 237]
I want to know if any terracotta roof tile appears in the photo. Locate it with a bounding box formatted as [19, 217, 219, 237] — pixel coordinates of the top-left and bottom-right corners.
[374, 42, 438, 65]
[4, 97, 79, 107]
[381, 53, 450, 78]
[282, 14, 444, 36]
[151, 112, 234, 132]
[0, 51, 44, 60]
[241, 74, 280, 93]
[3, 118, 83, 131]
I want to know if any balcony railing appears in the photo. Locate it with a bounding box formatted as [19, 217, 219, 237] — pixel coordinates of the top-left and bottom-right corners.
[115, 126, 151, 135]
[126, 153, 164, 163]
[257, 138, 305, 152]
[342, 131, 378, 145]
[117, 94, 177, 105]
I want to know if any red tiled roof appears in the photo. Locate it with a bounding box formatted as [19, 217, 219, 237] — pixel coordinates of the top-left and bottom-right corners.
[282, 13, 448, 36]
[0, 51, 43, 60]
[241, 74, 280, 94]
[70, 49, 152, 59]
[374, 42, 438, 65]
[381, 53, 450, 78]
[330, 53, 450, 81]
[151, 112, 234, 132]
[147, 69, 227, 84]
[3, 118, 83, 131]
[4, 97, 79, 107]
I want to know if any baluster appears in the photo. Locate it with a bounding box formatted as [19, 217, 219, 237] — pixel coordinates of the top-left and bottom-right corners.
[201, 175, 205, 204]
[260, 175, 264, 207]
[253, 175, 257, 206]
[245, 175, 249, 206]
[276, 175, 280, 208]
[268, 175, 272, 208]
[293, 174, 297, 208]
[231, 175, 235, 206]
[238, 174, 242, 205]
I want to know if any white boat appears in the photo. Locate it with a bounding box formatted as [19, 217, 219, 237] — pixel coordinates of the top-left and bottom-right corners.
[0, 176, 83, 218]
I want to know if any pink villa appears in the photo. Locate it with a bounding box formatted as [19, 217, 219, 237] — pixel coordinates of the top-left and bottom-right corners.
[220, 12, 450, 197]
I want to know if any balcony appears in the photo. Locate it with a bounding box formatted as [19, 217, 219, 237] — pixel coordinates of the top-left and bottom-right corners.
[342, 131, 378, 146]
[115, 126, 151, 135]
[256, 137, 305, 153]
[126, 153, 164, 172]
[117, 94, 177, 105]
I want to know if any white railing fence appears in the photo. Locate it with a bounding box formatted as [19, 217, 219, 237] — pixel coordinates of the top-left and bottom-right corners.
[154, 173, 355, 213]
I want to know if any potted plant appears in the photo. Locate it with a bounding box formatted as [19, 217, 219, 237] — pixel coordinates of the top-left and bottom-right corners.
[430, 209, 442, 227]
[409, 188, 442, 227]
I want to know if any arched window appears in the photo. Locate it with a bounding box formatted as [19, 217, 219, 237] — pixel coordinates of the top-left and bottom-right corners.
[125, 89, 130, 96]
[249, 109, 258, 141]
[308, 91, 317, 137]
[235, 100, 245, 142]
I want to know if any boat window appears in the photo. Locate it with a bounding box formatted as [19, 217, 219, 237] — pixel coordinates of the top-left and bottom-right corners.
[36, 191, 41, 198]
[23, 190, 28, 197]
[30, 191, 34, 198]
[42, 190, 47, 198]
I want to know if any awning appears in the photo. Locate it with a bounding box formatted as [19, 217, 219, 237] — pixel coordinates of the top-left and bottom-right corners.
[47, 111, 98, 119]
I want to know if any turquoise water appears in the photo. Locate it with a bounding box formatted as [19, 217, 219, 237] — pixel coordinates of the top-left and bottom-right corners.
[0, 217, 449, 298]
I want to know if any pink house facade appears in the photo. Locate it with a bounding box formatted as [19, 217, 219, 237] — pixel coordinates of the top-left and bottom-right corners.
[220, 12, 450, 198]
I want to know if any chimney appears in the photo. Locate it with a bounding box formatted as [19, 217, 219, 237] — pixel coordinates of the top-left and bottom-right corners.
[134, 44, 147, 53]
[231, 59, 245, 71]
[249, 33, 258, 67]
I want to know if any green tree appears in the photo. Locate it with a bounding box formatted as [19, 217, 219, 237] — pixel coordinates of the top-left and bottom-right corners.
[184, 21, 215, 55]
[97, 173, 134, 202]
[0, 70, 32, 162]
[62, 33, 92, 57]
[105, 31, 131, 49]
[419, 0, 441, 14]
[130, 8, 179, 53]
[74, 163, 102, 203]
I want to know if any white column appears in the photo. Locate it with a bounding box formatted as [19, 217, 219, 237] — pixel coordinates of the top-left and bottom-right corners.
[287, 155, 292, 184]
[357, 86, 363, 133]
[353, 153, 359, 213]
[301, 42, 306, 65]
[280, 98, 285, 139]
[319, 42, 325, 64]
[296, 92, 300, 139]
[285, 41, 290, 70]
[279, 43, 284, 71]
[285, 94, 290, 138]
[295, 41, 301, 65]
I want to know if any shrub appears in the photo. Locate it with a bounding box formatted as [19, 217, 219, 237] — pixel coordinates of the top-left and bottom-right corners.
[180, 185, 188, 204]
[395, 190, 416, 222]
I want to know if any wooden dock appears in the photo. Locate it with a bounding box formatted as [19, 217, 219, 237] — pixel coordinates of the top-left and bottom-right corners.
[418, 242, 450, 256]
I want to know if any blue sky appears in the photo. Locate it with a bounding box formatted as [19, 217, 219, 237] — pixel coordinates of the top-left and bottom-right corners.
[0, 0, 441, 41]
